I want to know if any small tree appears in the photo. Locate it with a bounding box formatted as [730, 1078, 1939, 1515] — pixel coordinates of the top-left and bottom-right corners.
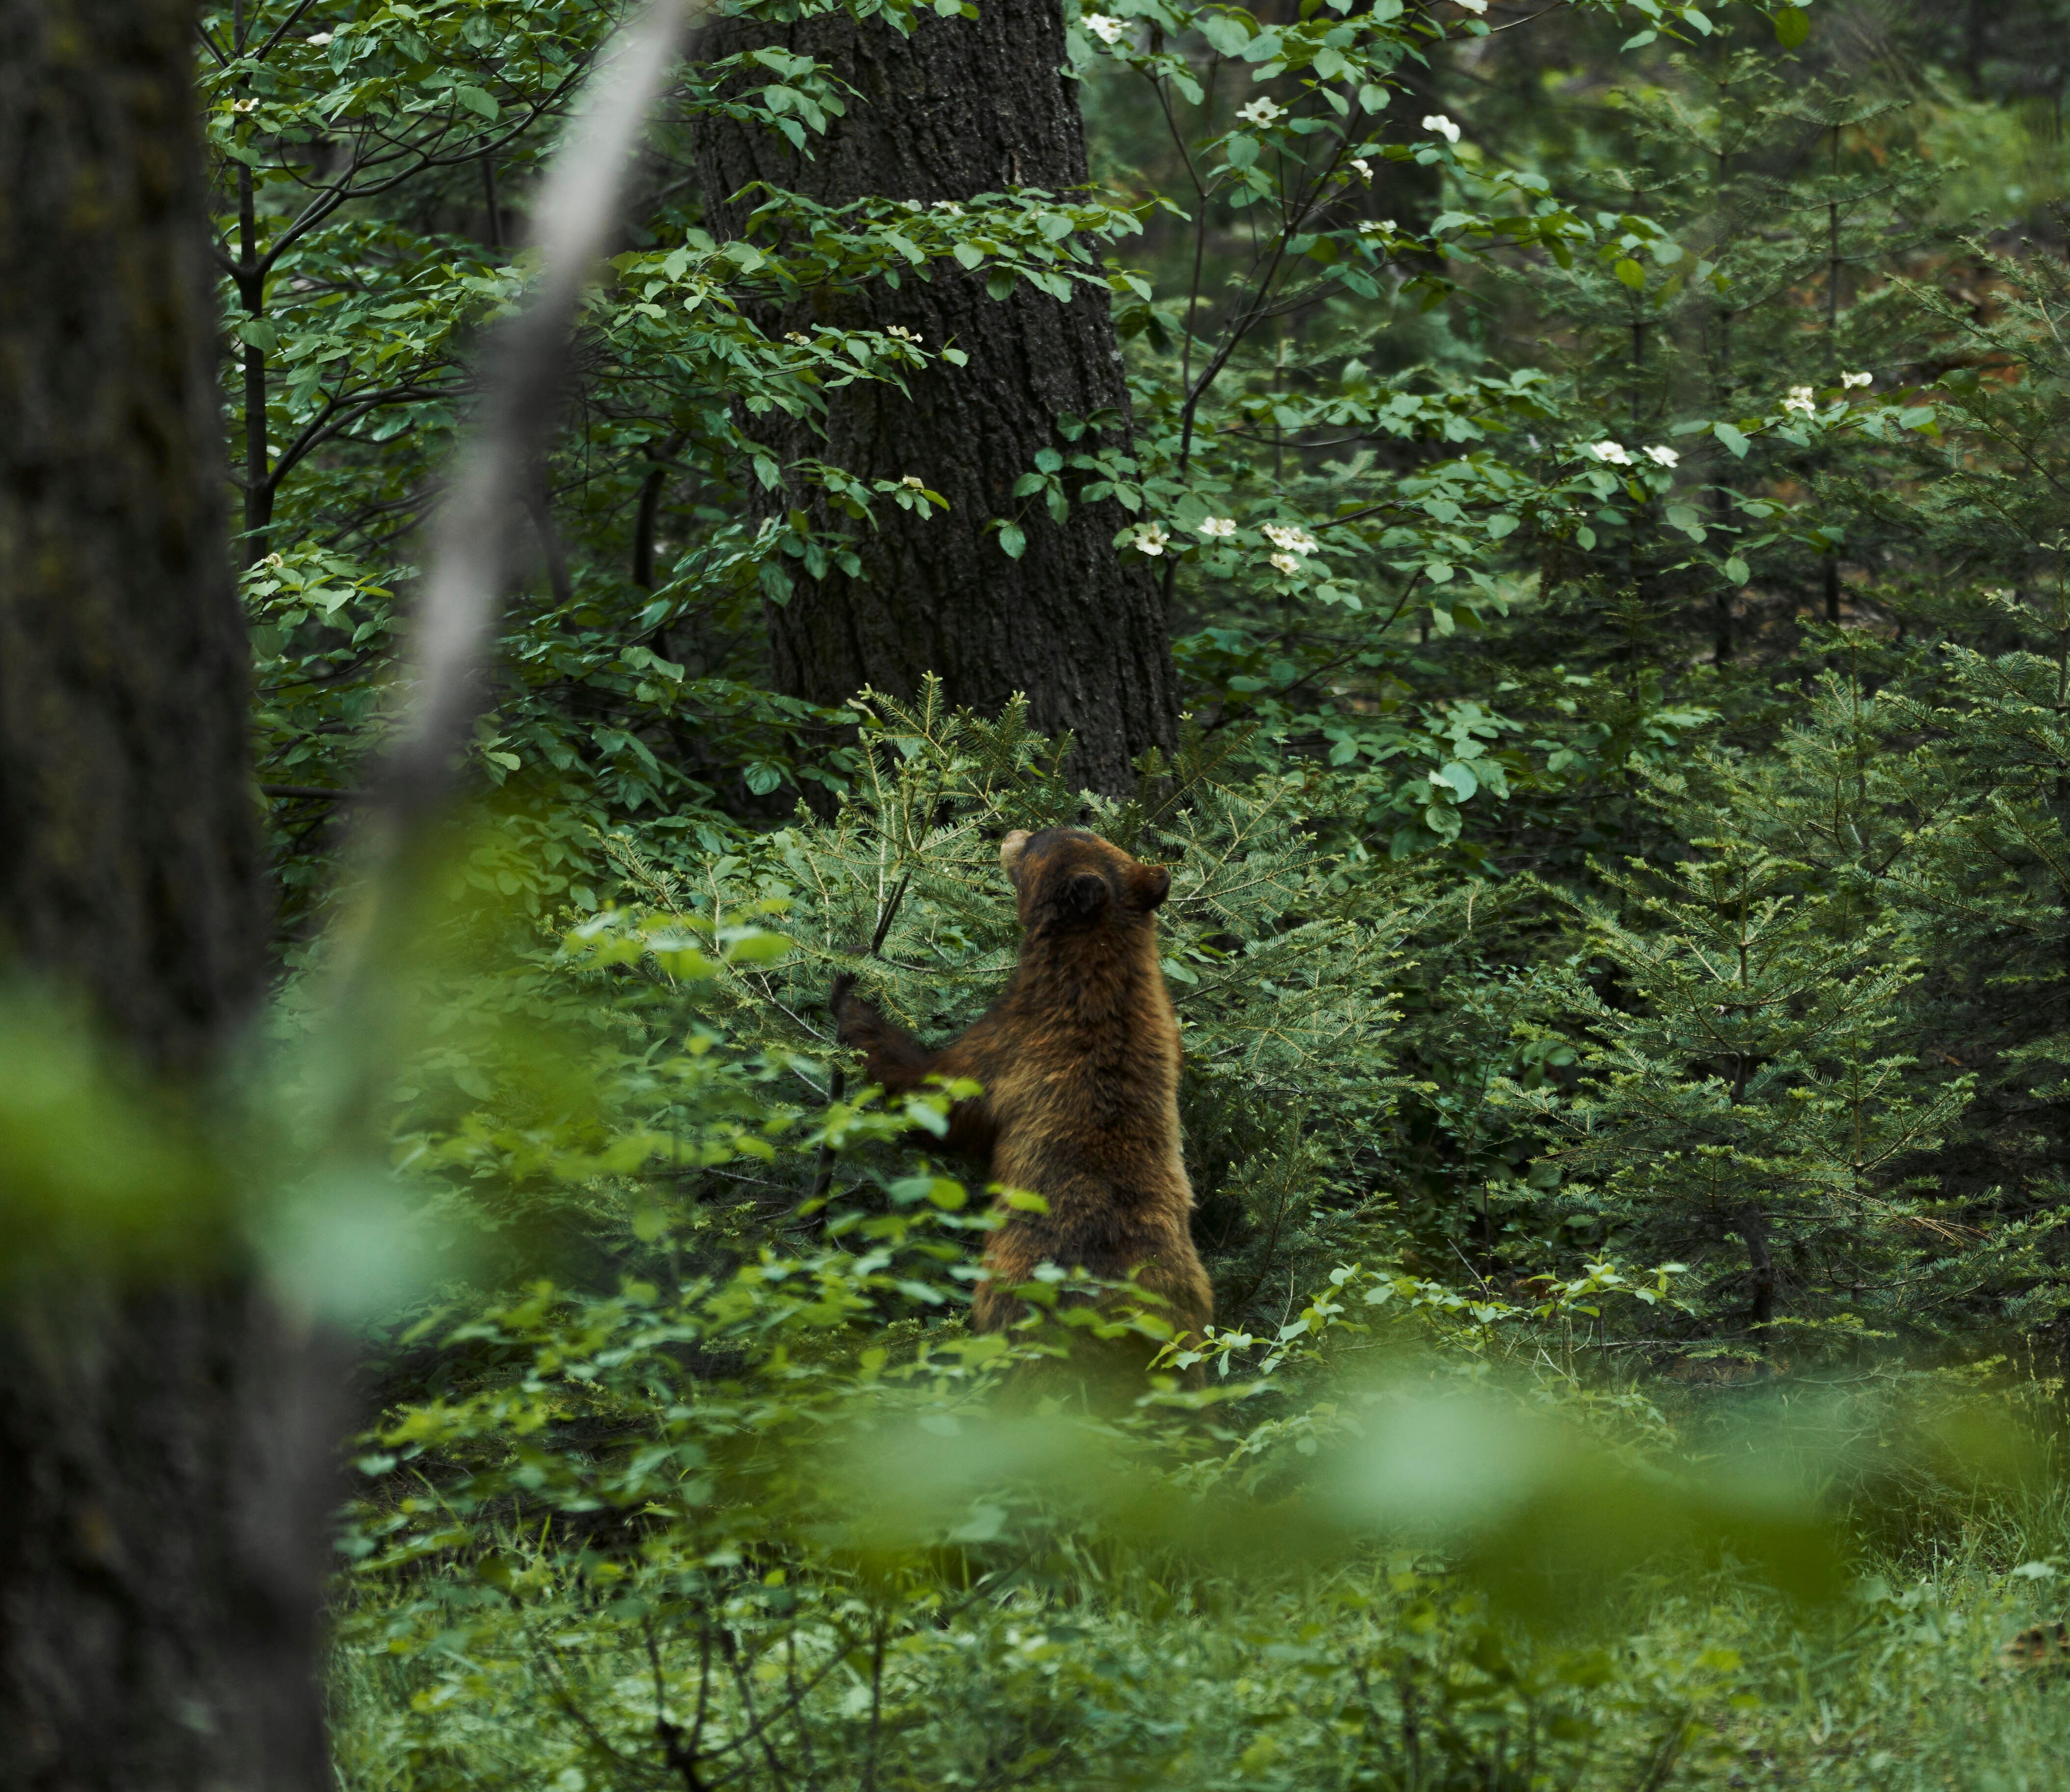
[1502, 734, 1970, 1350]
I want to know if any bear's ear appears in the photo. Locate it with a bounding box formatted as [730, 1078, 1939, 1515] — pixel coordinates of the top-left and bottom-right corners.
[1126, 864, 1171, 912]
[999, 830, 1031, 880]
[1064, 872, 1110, 920]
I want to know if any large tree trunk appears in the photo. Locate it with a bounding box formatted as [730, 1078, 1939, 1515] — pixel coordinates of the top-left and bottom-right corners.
[695, 0, 1179, 796]
[0, 3, 332, 1787]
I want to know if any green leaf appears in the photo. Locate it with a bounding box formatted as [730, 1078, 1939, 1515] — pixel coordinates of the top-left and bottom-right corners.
[1774, 6, 1810, 49]
[1436, 760, 1479, 801]
[1713, 422, 1750, 458]
[1614, 257, 1645, 288]
[996, 519, 1026, 560]
[1724, 555, 1750, 584]
[454, 86, 500, 121]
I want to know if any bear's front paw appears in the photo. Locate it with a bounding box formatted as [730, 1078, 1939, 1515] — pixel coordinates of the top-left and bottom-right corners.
[829, 973, 874, 1046]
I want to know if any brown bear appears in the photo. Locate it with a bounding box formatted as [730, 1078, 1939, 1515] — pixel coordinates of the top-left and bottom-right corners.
[829, 826, 1213, 1366]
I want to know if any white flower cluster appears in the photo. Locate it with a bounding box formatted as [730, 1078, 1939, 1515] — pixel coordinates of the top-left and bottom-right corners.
[1196, 516, 1237, 538]
[1238, 98, 1284, 129]
[1782, 384, 1818, 415]
[1455, 0, 1488, 12]
[306, 31, 333, 46]
[1132, 522, 1172, 557]
[1357, 218, 1397, 237]
[933, 200, 964, 217]
[901, 475, 927, 490]
[1590, 441, 1679, 469]
[886, 325, 922, 344]
[1842, 370, 1875, 389]
[1350, 158, 1373, 181]
[1422, 113, 1461, 144]
[1263, 522, 1319, 556]
[1082, 12, 1127, 44]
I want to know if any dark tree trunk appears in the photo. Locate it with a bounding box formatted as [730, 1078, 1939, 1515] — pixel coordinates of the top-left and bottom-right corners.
[0, 3, 332, 1788]
[695, 0, 1179, 795]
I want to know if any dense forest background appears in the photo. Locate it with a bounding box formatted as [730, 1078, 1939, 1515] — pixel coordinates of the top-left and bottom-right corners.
[23, 0, 2070, 1786]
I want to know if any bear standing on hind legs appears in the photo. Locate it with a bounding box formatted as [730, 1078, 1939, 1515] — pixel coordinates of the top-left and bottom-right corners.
[829, 828, 1213, 1365]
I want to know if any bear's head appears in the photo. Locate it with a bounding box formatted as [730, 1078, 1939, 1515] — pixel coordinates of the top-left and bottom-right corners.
[998, 828, 1170, 934]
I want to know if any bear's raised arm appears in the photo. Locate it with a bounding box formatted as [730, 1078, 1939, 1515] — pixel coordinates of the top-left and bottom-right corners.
[829, 973, 1001, 1163]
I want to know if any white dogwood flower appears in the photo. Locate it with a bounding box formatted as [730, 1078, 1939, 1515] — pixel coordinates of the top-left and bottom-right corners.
[1263, 522, 1319, 555]
[1270, 552, 1302, 574]
[1782, 385, 1817, 415]
[1590, 440, 1633, 466]
[1644, 445, 1680, 468]
[1133, 523, 1171, 557]
[1842, 370, 1875, 389]
[1197, 516, 1237, 538]
[1238, 98, 1285, 128]
[1423, 113, 1462, 144]
[1083, 12, 1126, 44]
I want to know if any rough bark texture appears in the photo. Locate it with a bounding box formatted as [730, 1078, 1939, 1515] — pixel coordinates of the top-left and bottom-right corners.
[0, 0, 263, 1043]
[695, 0, 1179, 795]
[0, 4, 333, 1788]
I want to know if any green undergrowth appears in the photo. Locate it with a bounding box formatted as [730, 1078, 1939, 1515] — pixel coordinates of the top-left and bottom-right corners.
[329, 1432, 2070, 1792]
[316, 686, 2070, 1792]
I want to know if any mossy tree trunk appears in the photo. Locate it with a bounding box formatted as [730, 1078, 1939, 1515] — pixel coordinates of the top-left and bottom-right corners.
[0, 3, 331, 1787]
[695, 0, 1179, 796]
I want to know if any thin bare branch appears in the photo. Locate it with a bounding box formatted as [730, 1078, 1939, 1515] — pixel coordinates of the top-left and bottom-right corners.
[374, 0, 693, 825]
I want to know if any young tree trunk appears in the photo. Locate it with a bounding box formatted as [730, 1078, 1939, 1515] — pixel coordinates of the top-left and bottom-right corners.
[694, 1, 1179, 796]
[0, 3, 332, 1787]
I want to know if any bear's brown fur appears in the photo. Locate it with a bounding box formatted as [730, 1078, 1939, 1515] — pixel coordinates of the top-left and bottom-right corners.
[830, 827, 1212, 1359]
